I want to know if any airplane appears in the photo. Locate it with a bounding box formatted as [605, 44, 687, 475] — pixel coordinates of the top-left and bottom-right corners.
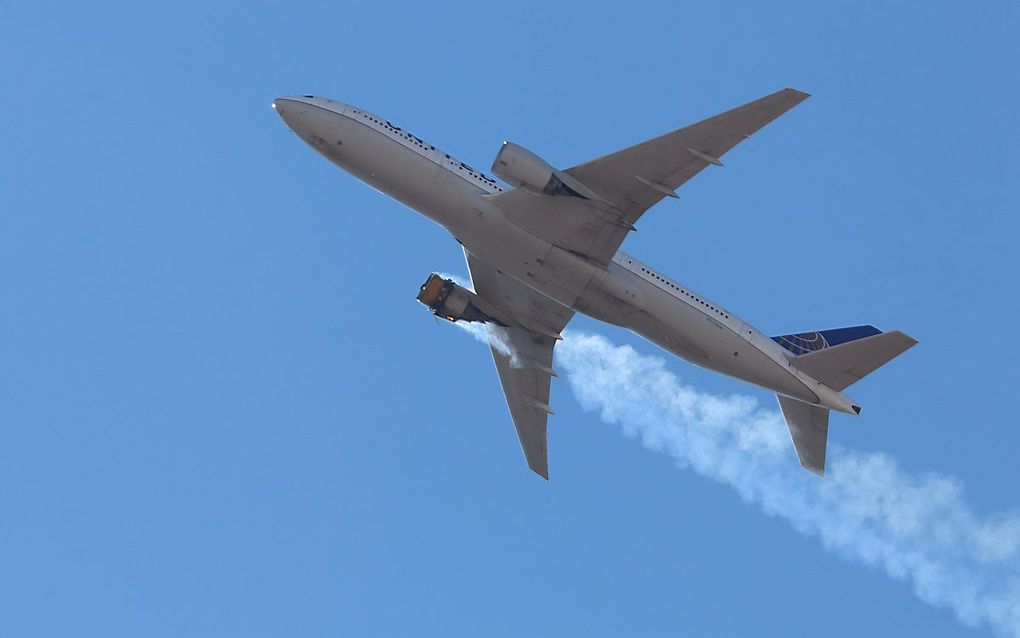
[273, 88, 916, 479]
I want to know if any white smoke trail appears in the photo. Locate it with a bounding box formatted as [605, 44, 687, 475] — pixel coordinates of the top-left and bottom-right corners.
[450, 320, 519, 364]
[554, 331, 1020, 637]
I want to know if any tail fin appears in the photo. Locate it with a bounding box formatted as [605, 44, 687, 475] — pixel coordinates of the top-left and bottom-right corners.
[775, 327, 917, 476]
[772, 325, 882, 356]
[777, 395, 829, 476]
[789, 331, 918, 391]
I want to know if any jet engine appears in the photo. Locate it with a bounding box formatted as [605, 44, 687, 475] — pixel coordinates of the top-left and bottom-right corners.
[491, 142, 606, 201]
[416, 274, 505, 325]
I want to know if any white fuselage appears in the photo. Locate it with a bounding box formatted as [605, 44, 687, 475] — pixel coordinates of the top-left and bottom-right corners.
[274, 96, 858, 414]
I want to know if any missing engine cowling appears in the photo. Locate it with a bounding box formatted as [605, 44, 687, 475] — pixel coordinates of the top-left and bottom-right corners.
[416, 274, 504, 324]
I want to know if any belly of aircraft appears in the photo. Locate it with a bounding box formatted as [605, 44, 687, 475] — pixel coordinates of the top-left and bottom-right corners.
[314, 117, 820, 406]
[319, 118, 479, 231]
[603, 276, 818, 403]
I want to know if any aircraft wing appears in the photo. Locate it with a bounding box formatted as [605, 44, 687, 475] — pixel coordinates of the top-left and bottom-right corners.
[465, 250, 574, 479]
[486, 88, 810, 265]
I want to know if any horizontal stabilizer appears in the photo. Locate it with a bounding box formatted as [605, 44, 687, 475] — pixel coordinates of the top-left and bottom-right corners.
[790, 331, 918, 391]
[777, 395, 829, 476]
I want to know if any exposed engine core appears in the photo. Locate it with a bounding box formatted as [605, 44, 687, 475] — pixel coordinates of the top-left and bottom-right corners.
[491, 142, 606, 201]
[416, 274, 504, 324]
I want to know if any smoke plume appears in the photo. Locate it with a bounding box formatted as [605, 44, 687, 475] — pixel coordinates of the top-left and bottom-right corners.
[552, 331, 1020, 636]
[450, 320, 518, 364]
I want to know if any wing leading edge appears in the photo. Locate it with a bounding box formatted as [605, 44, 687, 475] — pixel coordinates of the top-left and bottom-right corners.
[465, 251, 574, 479]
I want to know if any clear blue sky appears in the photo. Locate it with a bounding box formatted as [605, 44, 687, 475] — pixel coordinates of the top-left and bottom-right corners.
[2, 1, 1018, 636]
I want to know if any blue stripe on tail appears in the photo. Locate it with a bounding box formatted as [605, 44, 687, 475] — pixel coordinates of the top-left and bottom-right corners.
[772, 325, 881, 356]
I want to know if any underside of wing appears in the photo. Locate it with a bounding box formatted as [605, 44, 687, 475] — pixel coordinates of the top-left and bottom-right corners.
[566, 88, 810, 225]
[465, 250, 573, 479]
[488, 326, 560, 478]
[485, 88, 809, 265]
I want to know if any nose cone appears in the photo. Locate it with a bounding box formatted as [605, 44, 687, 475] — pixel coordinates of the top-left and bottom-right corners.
[273, 95, 349, 160]
[272, 96, 312, 128]
[272, 96, 325, 146]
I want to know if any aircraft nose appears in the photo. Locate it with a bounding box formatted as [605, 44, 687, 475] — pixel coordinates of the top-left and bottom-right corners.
[273, 95, 347, 159]
[272, 96, 311, 126]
